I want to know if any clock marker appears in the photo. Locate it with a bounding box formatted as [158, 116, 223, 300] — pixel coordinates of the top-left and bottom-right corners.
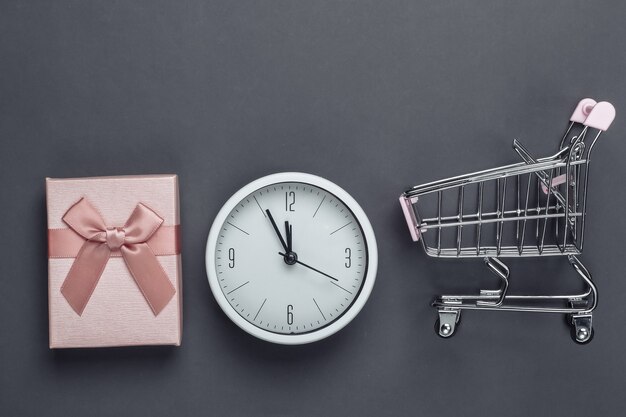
[330, 281, 352, 294]
[253, 195, 266, 217]
[253, 298, 267, 321]
[313, 195, 326, 218]
[313, 298, 326, 321]
[227, 281, 250, 295]
[226, 222, 250, 235]
[330, 221, 352, 235]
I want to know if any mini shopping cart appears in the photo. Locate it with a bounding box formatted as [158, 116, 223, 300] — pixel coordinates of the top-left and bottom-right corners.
[399, 99, 616, 344]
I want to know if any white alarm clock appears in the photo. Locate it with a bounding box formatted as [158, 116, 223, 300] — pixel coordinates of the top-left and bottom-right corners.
[206, 172, 378, 344]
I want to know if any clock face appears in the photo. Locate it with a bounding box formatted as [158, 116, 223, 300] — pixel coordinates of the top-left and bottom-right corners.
[206, 173, 377, 344]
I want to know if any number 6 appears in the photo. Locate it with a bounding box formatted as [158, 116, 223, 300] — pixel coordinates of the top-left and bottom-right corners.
[287, 304, 294, 325]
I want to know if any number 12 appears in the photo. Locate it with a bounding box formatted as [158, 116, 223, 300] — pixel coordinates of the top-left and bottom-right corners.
[285, 191, 295, 212]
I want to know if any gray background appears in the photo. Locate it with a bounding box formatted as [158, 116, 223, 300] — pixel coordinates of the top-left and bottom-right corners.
[1, 1, 625, 416]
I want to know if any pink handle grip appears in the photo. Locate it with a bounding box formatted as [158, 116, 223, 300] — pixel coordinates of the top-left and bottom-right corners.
[541, 174, 568, 194]
[570, 98, 597, 123]
[583, 101, 616, 131]
[399, 196, 420, 242]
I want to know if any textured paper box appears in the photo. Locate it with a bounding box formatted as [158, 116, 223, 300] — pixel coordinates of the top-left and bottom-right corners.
[46, 175, 182, 348]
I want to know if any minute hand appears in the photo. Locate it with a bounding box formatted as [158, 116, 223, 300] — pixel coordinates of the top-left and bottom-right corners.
[266, 209, 289, 252]
[278, 252, 339, 281]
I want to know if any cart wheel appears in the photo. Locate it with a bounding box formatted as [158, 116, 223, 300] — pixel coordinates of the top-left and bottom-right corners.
[570, 325, 594, 345]
[435, 314, 460, 338]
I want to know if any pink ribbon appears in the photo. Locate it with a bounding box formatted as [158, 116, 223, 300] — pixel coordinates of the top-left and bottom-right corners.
[58, 198, 176, 316]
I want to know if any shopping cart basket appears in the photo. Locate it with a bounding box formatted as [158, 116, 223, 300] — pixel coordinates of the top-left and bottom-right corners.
[399, 99, 616, 344]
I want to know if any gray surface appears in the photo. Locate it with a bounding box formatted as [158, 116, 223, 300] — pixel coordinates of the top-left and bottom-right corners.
[1, 1, 626, 416]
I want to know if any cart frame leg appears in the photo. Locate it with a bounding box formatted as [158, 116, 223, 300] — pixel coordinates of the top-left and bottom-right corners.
[431, 255, 598, 343]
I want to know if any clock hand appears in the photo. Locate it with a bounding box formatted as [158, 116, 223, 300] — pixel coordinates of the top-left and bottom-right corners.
[285, 221, 292, 252]
[266, 209, 289, 252]
[278, 252, 339, 281]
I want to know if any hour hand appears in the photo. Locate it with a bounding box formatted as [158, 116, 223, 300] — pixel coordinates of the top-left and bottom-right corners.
[266, 209, 289, 252]
[285, 221, 292, 252]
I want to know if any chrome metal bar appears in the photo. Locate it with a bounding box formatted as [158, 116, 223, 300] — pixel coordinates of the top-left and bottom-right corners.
[440, 291, 592, 301]
[477, 258, 510, 306]
[578, 160, 592, 252]
[437, 190, 442, 256]
[497, 177, 507, 255]
[559, 121, 575, 150]
[404, 156, 584, 197]
[513, 139, 569, 209]
[519, 173, 532, 255]
[432, 256, 597, 315]
[578, 130, 601, 251]
[562, 139, 578, 252]
[516, 174, 521, 244]
[538, 168, 555, 254]
[535, 176, 541, 245]
[496, 178, 501, 255]
[422, 204, 564, 223]
[476, 182, 483, 256]
[586, 130, 602, 157]
[573, 153, 581, 235]
[434, 304, 588, 314]
[569, 255, 597, 313]
[424, 244, 580, 258]
[456, 186, 464, 256]
[420, 211, 580, 230]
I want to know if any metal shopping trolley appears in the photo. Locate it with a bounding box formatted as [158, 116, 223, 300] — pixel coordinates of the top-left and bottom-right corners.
[399, 99, 616, 344]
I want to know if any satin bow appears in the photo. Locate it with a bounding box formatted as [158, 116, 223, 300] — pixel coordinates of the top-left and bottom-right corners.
[60, 198, 176, 316]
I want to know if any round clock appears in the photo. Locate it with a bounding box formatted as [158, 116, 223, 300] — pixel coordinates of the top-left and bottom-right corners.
[206, 172, 378, 344]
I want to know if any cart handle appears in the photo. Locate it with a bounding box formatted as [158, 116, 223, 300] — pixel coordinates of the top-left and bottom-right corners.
[541, 173, 570, 194]
[583, 101, 616, 131]
[570, 98, 597, 123]
[399, 195, 420, 242]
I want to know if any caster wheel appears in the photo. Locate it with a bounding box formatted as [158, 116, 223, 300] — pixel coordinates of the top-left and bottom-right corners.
[435, 314, 460, 338]
[570, 325, 594, 345]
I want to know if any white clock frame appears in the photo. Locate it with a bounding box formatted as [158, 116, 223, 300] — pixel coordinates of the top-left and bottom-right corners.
[205, 172, 378, 345]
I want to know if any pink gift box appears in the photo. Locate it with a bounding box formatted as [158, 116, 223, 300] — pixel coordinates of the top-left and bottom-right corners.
[46, 175, 183, 348]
